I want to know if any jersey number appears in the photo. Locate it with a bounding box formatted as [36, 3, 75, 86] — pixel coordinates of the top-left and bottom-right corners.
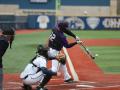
[49, 32, 56, 41]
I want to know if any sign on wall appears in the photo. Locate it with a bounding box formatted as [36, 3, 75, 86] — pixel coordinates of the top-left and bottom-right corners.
[57, 16, 120, 30]
[27, 15, 55, 29]
[37, 15, 50, 29]
[27, 15, 120, 30]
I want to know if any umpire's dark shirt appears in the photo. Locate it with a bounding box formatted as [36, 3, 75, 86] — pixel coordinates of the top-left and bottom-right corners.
[0, 35, 9, 68]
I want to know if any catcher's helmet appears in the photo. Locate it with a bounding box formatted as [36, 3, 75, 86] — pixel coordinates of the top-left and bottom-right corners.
[36, 44, 48, 57]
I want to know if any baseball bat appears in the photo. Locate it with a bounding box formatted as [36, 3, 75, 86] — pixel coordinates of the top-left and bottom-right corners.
[80, 43, 95, 59]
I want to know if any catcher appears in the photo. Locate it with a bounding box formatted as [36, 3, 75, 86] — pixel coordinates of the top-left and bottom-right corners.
[20, 44, 66, 90]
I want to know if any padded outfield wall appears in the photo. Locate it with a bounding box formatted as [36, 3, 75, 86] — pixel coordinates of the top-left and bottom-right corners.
[26, 16, 120, 30]
[1, 15, 119, 30]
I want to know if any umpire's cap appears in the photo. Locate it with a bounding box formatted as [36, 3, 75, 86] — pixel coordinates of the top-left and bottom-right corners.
[2, 26, 15, 35]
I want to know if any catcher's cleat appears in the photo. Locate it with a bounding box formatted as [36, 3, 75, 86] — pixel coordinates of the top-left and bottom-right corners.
[22, 84, 32, 90]
[64, 78, 75, 83]
[36, 86, 48, 90]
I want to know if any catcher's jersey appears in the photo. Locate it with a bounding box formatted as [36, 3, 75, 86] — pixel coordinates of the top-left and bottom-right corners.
[20, 55, 46, 78]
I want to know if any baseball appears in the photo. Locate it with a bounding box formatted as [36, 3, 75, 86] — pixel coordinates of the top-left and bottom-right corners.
[83, 11, 88, 15]
[95, 54, 99, 56]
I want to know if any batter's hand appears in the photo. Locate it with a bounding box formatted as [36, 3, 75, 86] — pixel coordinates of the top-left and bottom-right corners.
[75, 36, 80, 41]
[75, 36, 82, 44]
[76, 40, 83, 44]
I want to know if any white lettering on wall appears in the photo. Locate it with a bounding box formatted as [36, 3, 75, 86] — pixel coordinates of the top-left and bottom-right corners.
[103, 18, 120, 28]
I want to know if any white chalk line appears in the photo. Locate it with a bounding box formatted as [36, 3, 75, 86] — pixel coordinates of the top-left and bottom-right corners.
[5, 87, 22, 90]
[6, 80, 96, 85]
[4, 81, 120, 89]
[63, 47, 79, 82]
[7, 82, 22, 85]
[76, 84, 95, 88]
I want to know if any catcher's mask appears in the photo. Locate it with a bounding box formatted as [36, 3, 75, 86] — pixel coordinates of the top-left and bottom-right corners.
[36, 44, 48, 57]
[2, 26, 15, 49]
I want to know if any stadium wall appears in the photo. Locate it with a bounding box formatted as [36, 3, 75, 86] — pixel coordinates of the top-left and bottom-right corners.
[0, 0, 119, 30]
[57, 16, 120, 30]
[1, 15, 119, 30]
[61, 0, 110, 6]
[0, 0, 55, 9]
[27, 15, 55, 29]
[60, 6, 110, 16]
[0, 0, 115, 16]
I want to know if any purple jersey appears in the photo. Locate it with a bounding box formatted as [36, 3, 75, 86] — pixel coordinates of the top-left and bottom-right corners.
[48, 27, 77, 51]
[48, 28, 68, 51]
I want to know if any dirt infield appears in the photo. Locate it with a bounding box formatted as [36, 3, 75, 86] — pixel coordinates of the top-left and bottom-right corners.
[3, 30, 120, 90]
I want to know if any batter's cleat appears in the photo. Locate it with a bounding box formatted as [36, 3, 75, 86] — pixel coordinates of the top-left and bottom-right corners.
[64, 78, 74, 83]
[22, 84, 32, 90]
[36, 86, 48, 90]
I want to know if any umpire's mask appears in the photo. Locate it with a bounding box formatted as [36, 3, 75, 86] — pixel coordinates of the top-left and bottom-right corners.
[2, 27, 15, 49]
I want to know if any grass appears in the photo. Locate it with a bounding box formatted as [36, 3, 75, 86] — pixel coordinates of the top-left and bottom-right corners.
[3, 30, 120, 74]
[72, 30, 120, 39]
[89, 46, 120, 74]
[3, 32, 51, 73]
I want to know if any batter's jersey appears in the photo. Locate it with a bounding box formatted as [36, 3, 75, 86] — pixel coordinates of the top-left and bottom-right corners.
[48, 28, 69, 51]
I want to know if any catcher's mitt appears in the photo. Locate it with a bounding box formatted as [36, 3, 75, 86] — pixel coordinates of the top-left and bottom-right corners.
[56, 53, 66, 65]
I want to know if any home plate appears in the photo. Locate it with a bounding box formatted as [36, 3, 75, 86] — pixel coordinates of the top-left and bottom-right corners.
[76, 85, 95, 88]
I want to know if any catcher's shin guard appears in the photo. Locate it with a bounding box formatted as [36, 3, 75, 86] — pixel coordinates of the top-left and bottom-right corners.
[37, 74, 52, 90]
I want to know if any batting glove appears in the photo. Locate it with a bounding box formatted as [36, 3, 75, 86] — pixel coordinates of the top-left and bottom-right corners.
[75, 36, 82, 44]
[75, 36, 80, 41]
[76, 40, 83, 44]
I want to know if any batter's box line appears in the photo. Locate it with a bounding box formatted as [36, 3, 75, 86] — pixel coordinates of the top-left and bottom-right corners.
[76, 84, 120, 89]
[6, 81, 22, 85]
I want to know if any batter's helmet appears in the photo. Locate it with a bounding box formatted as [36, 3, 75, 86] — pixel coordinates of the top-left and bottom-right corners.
[57, 21, 69, 29]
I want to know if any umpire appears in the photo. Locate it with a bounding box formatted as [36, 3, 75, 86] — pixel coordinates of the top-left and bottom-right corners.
[0, 26, 15, 90]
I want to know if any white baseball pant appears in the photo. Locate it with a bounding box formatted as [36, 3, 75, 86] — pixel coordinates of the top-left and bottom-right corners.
[48, 48, 71, 80]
